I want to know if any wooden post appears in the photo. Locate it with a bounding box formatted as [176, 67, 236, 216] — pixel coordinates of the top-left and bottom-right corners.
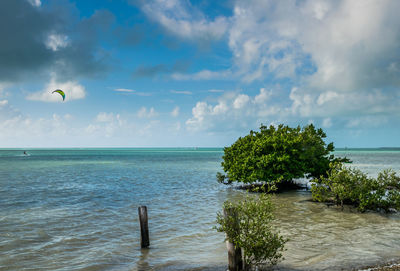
[224, 208, 243, 271]
[138, 206, 150, 248]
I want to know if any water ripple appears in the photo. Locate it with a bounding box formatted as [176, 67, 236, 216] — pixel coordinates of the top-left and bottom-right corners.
[1, 149, 400, 270]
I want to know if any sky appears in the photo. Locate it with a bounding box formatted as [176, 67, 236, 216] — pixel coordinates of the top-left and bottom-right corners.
[1, 0, 400, 148]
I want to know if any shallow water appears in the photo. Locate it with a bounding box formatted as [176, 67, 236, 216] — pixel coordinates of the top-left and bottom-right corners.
[274, 192, 400, 270]
[1, 148, 400, 271]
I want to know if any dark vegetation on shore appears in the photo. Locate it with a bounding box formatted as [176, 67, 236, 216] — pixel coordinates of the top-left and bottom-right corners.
[217, 123, 400, 213]
[311, 163, 400, 212]
[218, 124, 349, 187]
[216, 194, 287, 268]
[216, 123, 400, 270]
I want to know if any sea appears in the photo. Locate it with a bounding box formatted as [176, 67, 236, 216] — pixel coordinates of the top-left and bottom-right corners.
[1, 148, 400, 271]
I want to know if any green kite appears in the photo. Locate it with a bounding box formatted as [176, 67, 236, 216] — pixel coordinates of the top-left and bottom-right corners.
[52, 89, 65, 101]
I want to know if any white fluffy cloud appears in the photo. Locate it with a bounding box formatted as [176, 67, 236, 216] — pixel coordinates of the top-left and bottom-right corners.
[140, 0, 229, 41]
[186, 84, 400, 134]
[45, 34, 69, 51]
[0, 102, 187, 147]
[113, 88, 135, 92]
[27, 0, 41, 7]
[171, 0, 400, 130]
[0, 83, 10, 98]
[254, 88, 272, 104]
[150, 0, 400, 123]
[164, 0, 400, 91]
[233, 94, 250, 109]
[322, 118, 332, 128]
[227, 0, 400, 90]
[27, 77, 86, 102]
[85, 112, 126, 138]
[137, 107, 158, 118]
[346, 116, 388, 128]
[186, 88, 280, 131]
[113, 88, 152, 96]
[289, 87, 400, 118]
[96, 112, 118, 123]
[0, 111, 76, 147]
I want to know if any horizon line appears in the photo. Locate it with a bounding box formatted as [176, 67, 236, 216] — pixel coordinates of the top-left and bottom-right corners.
[1, 147, 400, 150]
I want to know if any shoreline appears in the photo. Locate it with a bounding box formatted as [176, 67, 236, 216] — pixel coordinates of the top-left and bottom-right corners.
[356, 262, 400, 271]
[152, 259, 400, 271]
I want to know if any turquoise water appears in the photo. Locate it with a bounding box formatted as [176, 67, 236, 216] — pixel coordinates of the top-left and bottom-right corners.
[1, 148, 400, 271]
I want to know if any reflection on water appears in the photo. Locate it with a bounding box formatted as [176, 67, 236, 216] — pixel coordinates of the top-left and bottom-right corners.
[137, 248, 151, 271]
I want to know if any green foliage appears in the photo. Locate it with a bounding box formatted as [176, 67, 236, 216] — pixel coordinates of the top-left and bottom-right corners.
[311, 163, 400, 212]
[221, 124, 348, 187]
[216, 172, 231, 184]
[299, 124, 340, 178]
[373, 169, 400, 211]
[216, 194, 287, 267]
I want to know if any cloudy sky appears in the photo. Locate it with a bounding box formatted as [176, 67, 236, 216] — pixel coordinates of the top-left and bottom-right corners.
[1, 0, 400, 148]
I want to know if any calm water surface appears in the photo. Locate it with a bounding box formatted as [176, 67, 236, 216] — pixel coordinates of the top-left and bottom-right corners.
[1, 148, 400, 271]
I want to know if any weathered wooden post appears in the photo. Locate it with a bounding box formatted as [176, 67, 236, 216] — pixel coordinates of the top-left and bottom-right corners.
[138, 206, 150, 248]
[224, 207, 243, 271]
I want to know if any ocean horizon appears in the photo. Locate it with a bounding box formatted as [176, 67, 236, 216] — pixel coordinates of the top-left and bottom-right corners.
[1, 148, 400, 270]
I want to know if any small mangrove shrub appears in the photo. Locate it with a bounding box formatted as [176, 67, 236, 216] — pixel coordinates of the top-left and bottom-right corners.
[311, 163, 400, 212]
[216, 194, 287, 268]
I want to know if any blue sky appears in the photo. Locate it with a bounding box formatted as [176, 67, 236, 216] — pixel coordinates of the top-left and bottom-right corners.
[1, 0, 400, 148]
